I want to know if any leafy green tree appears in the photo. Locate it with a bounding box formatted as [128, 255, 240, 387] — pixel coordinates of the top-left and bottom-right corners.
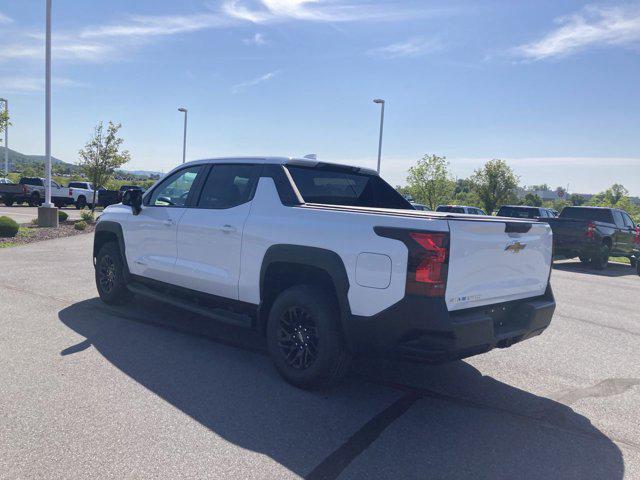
[569, 194, 585, 206]
[78, 121, 131, 211]
[470, 159, 519, 214]
[405, 154, 455, 210]
[523, 193, 543, 207]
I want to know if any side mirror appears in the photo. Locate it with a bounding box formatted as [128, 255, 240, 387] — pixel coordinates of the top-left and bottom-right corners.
[122, 189, 143, 215]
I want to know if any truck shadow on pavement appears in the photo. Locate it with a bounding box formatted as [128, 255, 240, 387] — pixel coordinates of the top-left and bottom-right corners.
[554, 260, 636, 277]
[58, 298, 624, 480]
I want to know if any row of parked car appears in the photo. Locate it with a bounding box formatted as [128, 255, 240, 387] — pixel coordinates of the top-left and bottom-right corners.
[417, 202, 639, 273]
[0, 177, 145, 209]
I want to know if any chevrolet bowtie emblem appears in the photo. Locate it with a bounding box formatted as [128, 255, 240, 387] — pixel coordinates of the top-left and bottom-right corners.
[505, 241, 526, 253]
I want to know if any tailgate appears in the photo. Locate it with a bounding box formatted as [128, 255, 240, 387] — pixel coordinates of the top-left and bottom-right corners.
[446, 219, 552, 311]
[547, 219, 587, 248]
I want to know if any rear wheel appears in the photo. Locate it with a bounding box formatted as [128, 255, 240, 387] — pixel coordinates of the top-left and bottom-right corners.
[29, 192, 41, 207]
[3, 199, 14, 207]
[95, 242, 133, 305]
[76, 196, 87, 210]
[267, 285, 350, 390]
[591, 244, 610, 270]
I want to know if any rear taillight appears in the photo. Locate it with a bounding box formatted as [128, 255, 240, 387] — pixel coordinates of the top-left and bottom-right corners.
[586, 222, 596, 239]
[22, 185, 27, 194]
[375, 228, 449, 297]
[68, 188, 73, 196]
[635, 226, 640, 245]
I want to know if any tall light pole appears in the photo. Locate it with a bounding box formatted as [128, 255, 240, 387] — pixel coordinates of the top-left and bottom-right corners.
[178, 107, 188, 164]
[44, 0, 52, 207]
[373, 99, 385, 174]
[0, 98, 7, 176]
[38, 0, 57, 226]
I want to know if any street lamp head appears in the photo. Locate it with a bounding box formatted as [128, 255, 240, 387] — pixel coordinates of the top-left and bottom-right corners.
[178, 107, 187, 112]
[373, 98, 385, 104]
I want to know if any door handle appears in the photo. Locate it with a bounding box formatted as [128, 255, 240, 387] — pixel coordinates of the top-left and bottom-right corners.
[163, 219, 175, 227]
[222, 224, 237, 234]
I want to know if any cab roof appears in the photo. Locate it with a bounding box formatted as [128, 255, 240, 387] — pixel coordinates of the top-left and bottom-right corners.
[182, 157, 379, 176]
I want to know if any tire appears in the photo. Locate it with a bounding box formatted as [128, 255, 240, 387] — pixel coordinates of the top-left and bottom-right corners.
[579, 256, 590, 264]
[591, 244, 610, 270]
[637, 259, 640, 276]
[630, 257, 637, 268]
[76, 196, 87, 210]
[3, 199, 14, 207]
[95, 242, 133, 305]
[29, 192, 42, 207]
[267, 285, 351, 390]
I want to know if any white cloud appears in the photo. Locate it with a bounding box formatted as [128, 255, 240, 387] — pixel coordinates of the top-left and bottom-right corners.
[244, 32, 267, 46]
[368, 38, 442, 59]
[0, 12, 13, 24]
[231, 70, 281, 93]
[221, 0, 423, 23]
[514, 4, 640, 60]
[0, 76, 87, 93]
[80, 13, 232, 38]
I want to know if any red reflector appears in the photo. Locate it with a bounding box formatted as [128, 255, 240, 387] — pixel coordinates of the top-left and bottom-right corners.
[586, 222, 596, 239]
[635, 226, 640, 245]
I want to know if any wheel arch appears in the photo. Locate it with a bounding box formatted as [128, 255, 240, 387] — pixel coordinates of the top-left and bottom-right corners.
[93, 221, 130, 278]
[258, 244, 353, 348]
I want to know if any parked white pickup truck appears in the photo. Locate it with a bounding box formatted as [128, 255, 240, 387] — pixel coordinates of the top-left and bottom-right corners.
[93, 157, 555, 389]
[67, 181, 96, 209]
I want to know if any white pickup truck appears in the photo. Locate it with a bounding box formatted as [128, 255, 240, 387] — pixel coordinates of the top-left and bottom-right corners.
[67, 181, 96, 209]
[93, 157, 555, 389]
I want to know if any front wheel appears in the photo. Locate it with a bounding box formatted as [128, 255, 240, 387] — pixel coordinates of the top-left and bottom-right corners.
[3, 199, 14, 207]
[267, 285, 350, 390]
[591, 244, 610, 270]
[95, 242, 133, 305]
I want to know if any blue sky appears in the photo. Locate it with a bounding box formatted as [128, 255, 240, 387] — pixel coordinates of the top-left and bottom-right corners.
[0, 0, 639, 195]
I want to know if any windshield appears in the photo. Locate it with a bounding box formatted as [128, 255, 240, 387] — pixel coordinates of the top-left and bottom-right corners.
[497, 206, 539, 218]
[286, 165, 413, 209]
[560, 207, 614, 223]
[437, 206, 465, 213]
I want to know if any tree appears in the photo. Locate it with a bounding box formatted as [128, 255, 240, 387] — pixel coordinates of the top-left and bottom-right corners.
[469, 159, 519, 214]
[523, 193, 543, 207]
[608, 183, 628, 204]
[405, 154, 455, 210]
[78, 122, 130, 211]
[569, 194, 585, 206]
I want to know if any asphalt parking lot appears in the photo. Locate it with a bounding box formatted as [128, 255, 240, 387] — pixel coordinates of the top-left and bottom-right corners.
[0, 205, 83, 223]
[1, 234, 639, 479]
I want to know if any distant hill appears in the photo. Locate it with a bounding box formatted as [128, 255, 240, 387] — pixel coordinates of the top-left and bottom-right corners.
[0, 146, 76, 173]
[0, 147, 159, 179]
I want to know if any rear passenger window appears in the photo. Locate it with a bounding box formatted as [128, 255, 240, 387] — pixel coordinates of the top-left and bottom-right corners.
[198, 164, 259, 209]
[612, 210, 624, 227]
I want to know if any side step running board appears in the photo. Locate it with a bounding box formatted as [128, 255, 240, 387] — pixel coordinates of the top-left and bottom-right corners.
[127, 282, 253, 329]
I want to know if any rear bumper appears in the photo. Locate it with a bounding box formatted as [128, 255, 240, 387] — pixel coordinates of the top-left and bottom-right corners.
[346, 286, 555, 362]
